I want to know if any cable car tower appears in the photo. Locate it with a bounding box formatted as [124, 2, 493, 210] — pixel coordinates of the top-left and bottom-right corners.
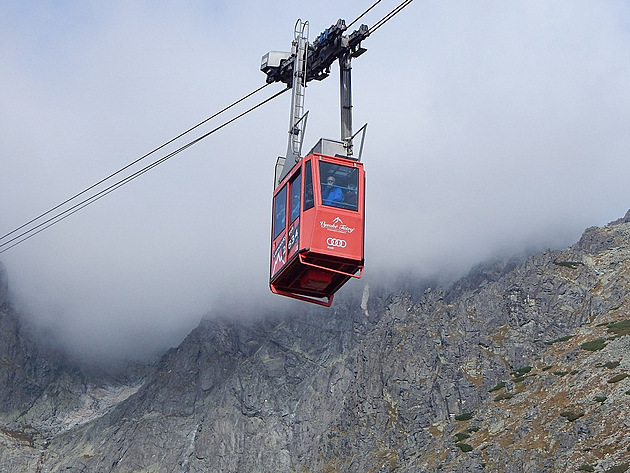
[261, 18, 369, 306]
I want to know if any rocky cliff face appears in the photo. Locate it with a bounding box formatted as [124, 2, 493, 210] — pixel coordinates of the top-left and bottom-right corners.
[0, 261, 70, 425]
[0, 264, 149, 472]
[1, 213, 630, 472]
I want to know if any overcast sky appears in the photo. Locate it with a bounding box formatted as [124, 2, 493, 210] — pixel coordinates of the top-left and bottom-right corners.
[1, 1, 629, 363]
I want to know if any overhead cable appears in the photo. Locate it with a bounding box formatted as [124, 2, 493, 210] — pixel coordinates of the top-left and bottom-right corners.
[347, 0, 383, 30]
[370, 0, 415, 34]
[0, 82, 271, 245]
[0, 86, 289, 254]
[2, 0, 418, 254]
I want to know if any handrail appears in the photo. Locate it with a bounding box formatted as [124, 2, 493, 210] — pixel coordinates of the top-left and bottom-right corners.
[299, 253, 363, 279]
[270, 286, 333, 307]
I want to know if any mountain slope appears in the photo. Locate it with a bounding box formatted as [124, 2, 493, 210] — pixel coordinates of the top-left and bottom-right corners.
[0, 263, 150, 472]
[2, 212, 630, 472]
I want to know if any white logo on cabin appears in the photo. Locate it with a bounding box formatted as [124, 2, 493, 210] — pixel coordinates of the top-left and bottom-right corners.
[326, 238, 347, 248]
[320, 217, 355, 234]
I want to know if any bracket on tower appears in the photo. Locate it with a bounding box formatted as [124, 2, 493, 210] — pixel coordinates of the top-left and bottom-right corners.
[261, 19, 370, 186]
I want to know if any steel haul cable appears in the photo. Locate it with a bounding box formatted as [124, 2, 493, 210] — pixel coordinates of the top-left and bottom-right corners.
[0, 86, 289, 254]
[370, 0, 415, 34]
[1, 0, 415, 254]
[347, 0, 383, 30]
[0, 83, 271, 246]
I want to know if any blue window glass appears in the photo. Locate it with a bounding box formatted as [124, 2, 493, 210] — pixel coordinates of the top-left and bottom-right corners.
[303, 160, 314, 211]
[319, 161, 359, 211]
[290, 172, 301, 222]
[273, 186, 287, 239]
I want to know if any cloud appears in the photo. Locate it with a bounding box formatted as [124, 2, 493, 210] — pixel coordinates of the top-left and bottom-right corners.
[1, 1, 629, 362]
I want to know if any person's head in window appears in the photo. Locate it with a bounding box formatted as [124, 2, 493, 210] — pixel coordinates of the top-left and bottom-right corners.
[345, 184, 358, 209]
[322, 175, 343, 205]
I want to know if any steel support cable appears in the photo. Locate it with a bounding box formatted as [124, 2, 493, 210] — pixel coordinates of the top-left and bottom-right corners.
[2, 2, 416, 254]
[370, 0, 415, 34]
[0, 82, 271, 245]
[347, 0, 383, 30]
[0, 86, 289, 254]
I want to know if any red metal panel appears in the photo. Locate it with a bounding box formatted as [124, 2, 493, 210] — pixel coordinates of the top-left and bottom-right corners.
[310, 211, 363, 260]
[287, 219, 300, 260]
[270, 233, 286, 278]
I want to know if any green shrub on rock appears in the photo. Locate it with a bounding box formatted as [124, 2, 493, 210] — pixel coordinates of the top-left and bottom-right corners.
[455, 412, 474, 421]
[581, 339, 607, 351]
[455, 443, 473, 452]
[560, 411, 584, 422]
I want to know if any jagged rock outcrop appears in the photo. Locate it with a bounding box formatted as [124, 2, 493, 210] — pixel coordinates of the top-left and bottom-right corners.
[0, 262, 64, 422]
[0, 263, 148, 472]
[2, 212, 630, 472]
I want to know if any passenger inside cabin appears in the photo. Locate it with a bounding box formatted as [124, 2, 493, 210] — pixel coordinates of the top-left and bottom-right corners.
[345, 184, 358, 208]
[304, 183, 314, 209]
[322, 175, 344, 206]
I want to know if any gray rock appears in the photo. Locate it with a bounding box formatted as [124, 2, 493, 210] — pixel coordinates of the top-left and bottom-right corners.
[3, 211, 630, 472]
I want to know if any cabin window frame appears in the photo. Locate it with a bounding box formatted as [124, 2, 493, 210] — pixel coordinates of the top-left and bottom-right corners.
[319, 161, 359, 211]
[272, 185, 287, 239]
[289, 171, 302, 223]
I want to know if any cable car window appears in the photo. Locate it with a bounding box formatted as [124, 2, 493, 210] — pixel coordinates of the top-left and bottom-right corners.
[273, 186, 287, 239]
[303, 160, 314, 211]
[319, 161, 359, 211]
[289, 172, 301, 222]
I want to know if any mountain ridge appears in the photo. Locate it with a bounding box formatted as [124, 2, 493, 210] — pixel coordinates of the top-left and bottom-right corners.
[1, 212, 630, 472]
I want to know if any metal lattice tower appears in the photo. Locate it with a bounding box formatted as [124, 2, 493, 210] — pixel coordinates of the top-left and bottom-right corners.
[286, 20, 309, 165]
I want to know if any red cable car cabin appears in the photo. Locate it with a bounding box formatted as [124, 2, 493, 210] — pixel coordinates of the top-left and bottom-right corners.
[270, 151, 365, 306]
